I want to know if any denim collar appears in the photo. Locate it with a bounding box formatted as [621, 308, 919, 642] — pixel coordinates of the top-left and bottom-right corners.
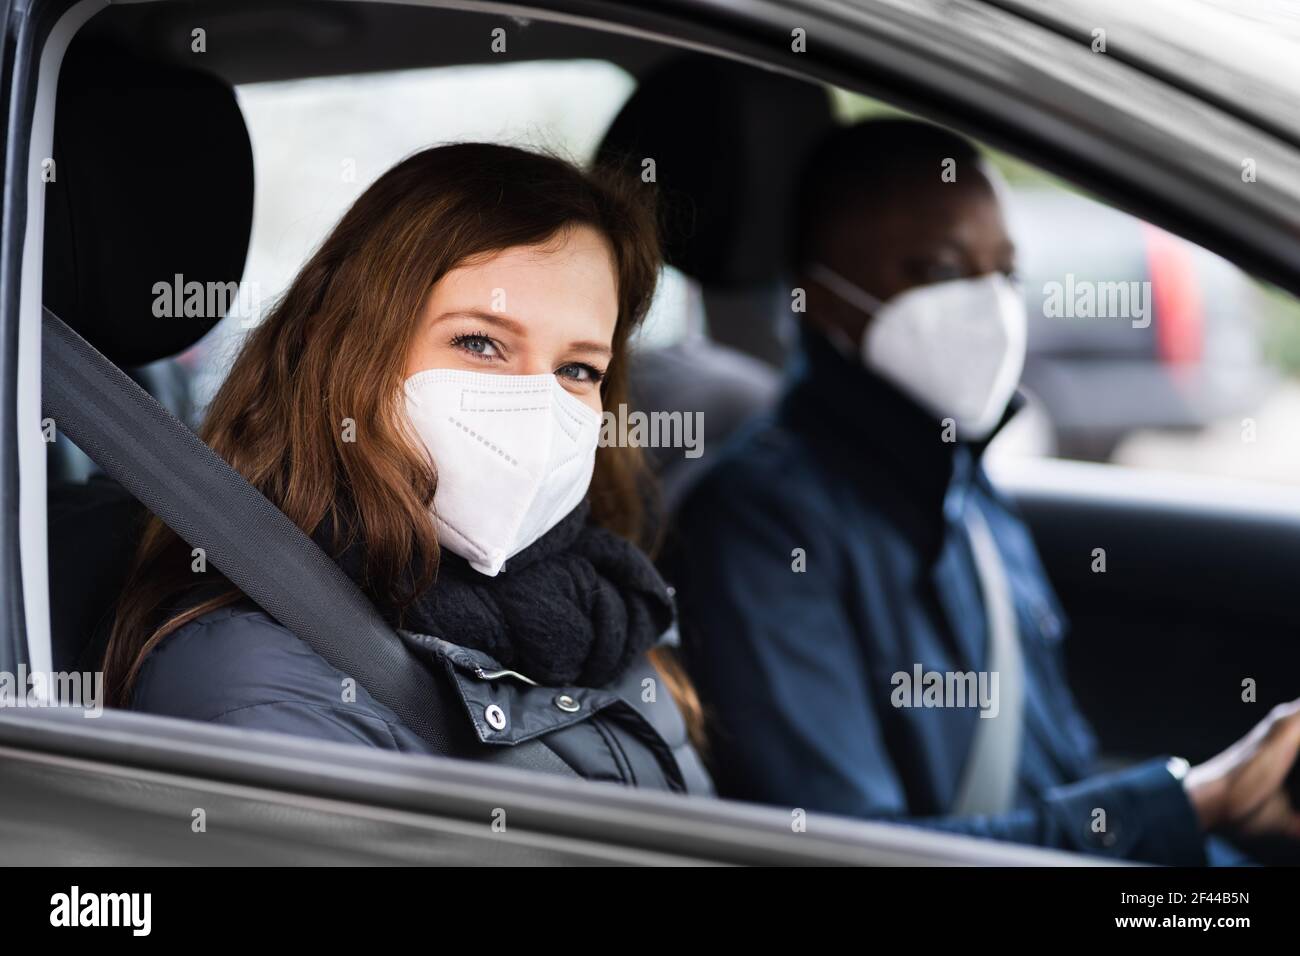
[778, 323, 1022, 522]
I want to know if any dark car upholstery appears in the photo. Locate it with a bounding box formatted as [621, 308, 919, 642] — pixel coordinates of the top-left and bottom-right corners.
[599, 55, 833, 512]
[44, 36, 254, 672]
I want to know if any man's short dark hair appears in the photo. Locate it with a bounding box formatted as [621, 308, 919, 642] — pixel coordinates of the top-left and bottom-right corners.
[794, 118, 982, 264]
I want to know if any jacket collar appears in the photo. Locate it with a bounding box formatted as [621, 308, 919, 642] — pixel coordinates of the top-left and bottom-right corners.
[398, 628, 684, 768]
[779, 323, 1023, 518]
[400, 630, 616, 744]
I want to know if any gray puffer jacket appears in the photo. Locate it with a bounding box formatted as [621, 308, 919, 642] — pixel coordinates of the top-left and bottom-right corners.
[131, 602, 713, 795]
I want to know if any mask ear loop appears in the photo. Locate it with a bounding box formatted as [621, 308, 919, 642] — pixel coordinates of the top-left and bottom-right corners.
[805, 262, 885, 315]
[804, 262, 886, 359]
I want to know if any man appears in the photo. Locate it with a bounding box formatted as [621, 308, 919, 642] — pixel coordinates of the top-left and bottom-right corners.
[670, 119, 1300, 864]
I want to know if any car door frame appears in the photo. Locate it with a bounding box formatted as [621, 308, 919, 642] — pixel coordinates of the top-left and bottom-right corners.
[0, 703, 1106, 865]
[3, 0, 1299, 864]
[0, 0, 32, 678]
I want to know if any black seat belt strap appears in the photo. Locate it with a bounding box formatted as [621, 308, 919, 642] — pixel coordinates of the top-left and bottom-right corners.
[41, 306, 470, 757]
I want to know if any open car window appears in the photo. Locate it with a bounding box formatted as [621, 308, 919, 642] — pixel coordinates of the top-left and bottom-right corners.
[5, 0, 1300, 894]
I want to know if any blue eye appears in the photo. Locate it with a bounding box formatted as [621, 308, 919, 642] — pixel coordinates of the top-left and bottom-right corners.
[556, 363, 605, 384]
[450, 332, 501, 359]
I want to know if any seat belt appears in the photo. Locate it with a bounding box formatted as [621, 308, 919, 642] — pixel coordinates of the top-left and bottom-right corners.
[41, 306, 479, 758]
[950, 503, 1025, 816]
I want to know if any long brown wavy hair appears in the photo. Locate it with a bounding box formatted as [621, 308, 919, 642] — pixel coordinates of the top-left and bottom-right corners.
[104, 142, 704, 747]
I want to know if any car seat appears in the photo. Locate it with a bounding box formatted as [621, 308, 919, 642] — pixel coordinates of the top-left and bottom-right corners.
[598, 54, 833, 512]
[43, 35, 254, 671]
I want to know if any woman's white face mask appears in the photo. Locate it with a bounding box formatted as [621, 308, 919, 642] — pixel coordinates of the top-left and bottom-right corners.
[807, 263, 1028, 441]
[403, 368, 602, 576]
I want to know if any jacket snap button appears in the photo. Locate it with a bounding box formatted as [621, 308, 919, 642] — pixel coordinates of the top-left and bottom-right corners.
[554, 694, 581, 713]
[484, 703, 507, 731]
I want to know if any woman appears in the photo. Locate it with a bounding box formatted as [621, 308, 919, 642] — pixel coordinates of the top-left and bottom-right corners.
[105, 142, 711, 794]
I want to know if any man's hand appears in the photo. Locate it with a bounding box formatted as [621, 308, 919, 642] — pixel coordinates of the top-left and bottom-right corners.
[1185, 698, 1300, 839]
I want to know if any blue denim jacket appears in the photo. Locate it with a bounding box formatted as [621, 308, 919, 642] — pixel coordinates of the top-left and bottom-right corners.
[669, 326, 1205, 864]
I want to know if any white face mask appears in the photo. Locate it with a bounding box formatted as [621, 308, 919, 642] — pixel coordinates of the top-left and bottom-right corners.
[807, 263, 1027, 441]
[403, 368, 602, 576]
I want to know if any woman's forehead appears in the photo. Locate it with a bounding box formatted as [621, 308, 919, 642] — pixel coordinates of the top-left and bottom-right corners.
[431, 230, 619, 341]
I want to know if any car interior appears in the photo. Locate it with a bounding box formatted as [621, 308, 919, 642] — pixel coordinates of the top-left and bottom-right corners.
[20, 0, 1300, 863]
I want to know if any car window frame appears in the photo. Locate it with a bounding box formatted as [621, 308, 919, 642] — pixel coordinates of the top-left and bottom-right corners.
[6, 0, 1300, 864]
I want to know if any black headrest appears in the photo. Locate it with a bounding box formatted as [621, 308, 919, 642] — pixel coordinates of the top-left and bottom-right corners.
[597, 55, 832, 288]
[43, 37, 254, 367]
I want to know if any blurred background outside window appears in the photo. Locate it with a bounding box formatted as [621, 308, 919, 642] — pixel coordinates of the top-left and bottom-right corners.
[185, 60, 1300, 487]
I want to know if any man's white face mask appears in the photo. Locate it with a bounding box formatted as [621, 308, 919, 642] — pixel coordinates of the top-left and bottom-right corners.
[807, 263, 1028, 441]
[403, 368, 602, 576]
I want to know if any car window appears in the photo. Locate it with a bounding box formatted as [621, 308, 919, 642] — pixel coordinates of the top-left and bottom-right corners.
[207, 63, 1300, 488]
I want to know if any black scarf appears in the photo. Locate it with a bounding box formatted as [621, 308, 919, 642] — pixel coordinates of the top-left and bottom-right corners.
[317, 502, 674, 688]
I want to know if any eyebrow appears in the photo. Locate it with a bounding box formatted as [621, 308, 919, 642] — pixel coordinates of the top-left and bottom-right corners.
[931, 238, 1018, 265]
[434, 309, 528, 336]
[566, 340, 614, 360]
[434, 308, 613, 360]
